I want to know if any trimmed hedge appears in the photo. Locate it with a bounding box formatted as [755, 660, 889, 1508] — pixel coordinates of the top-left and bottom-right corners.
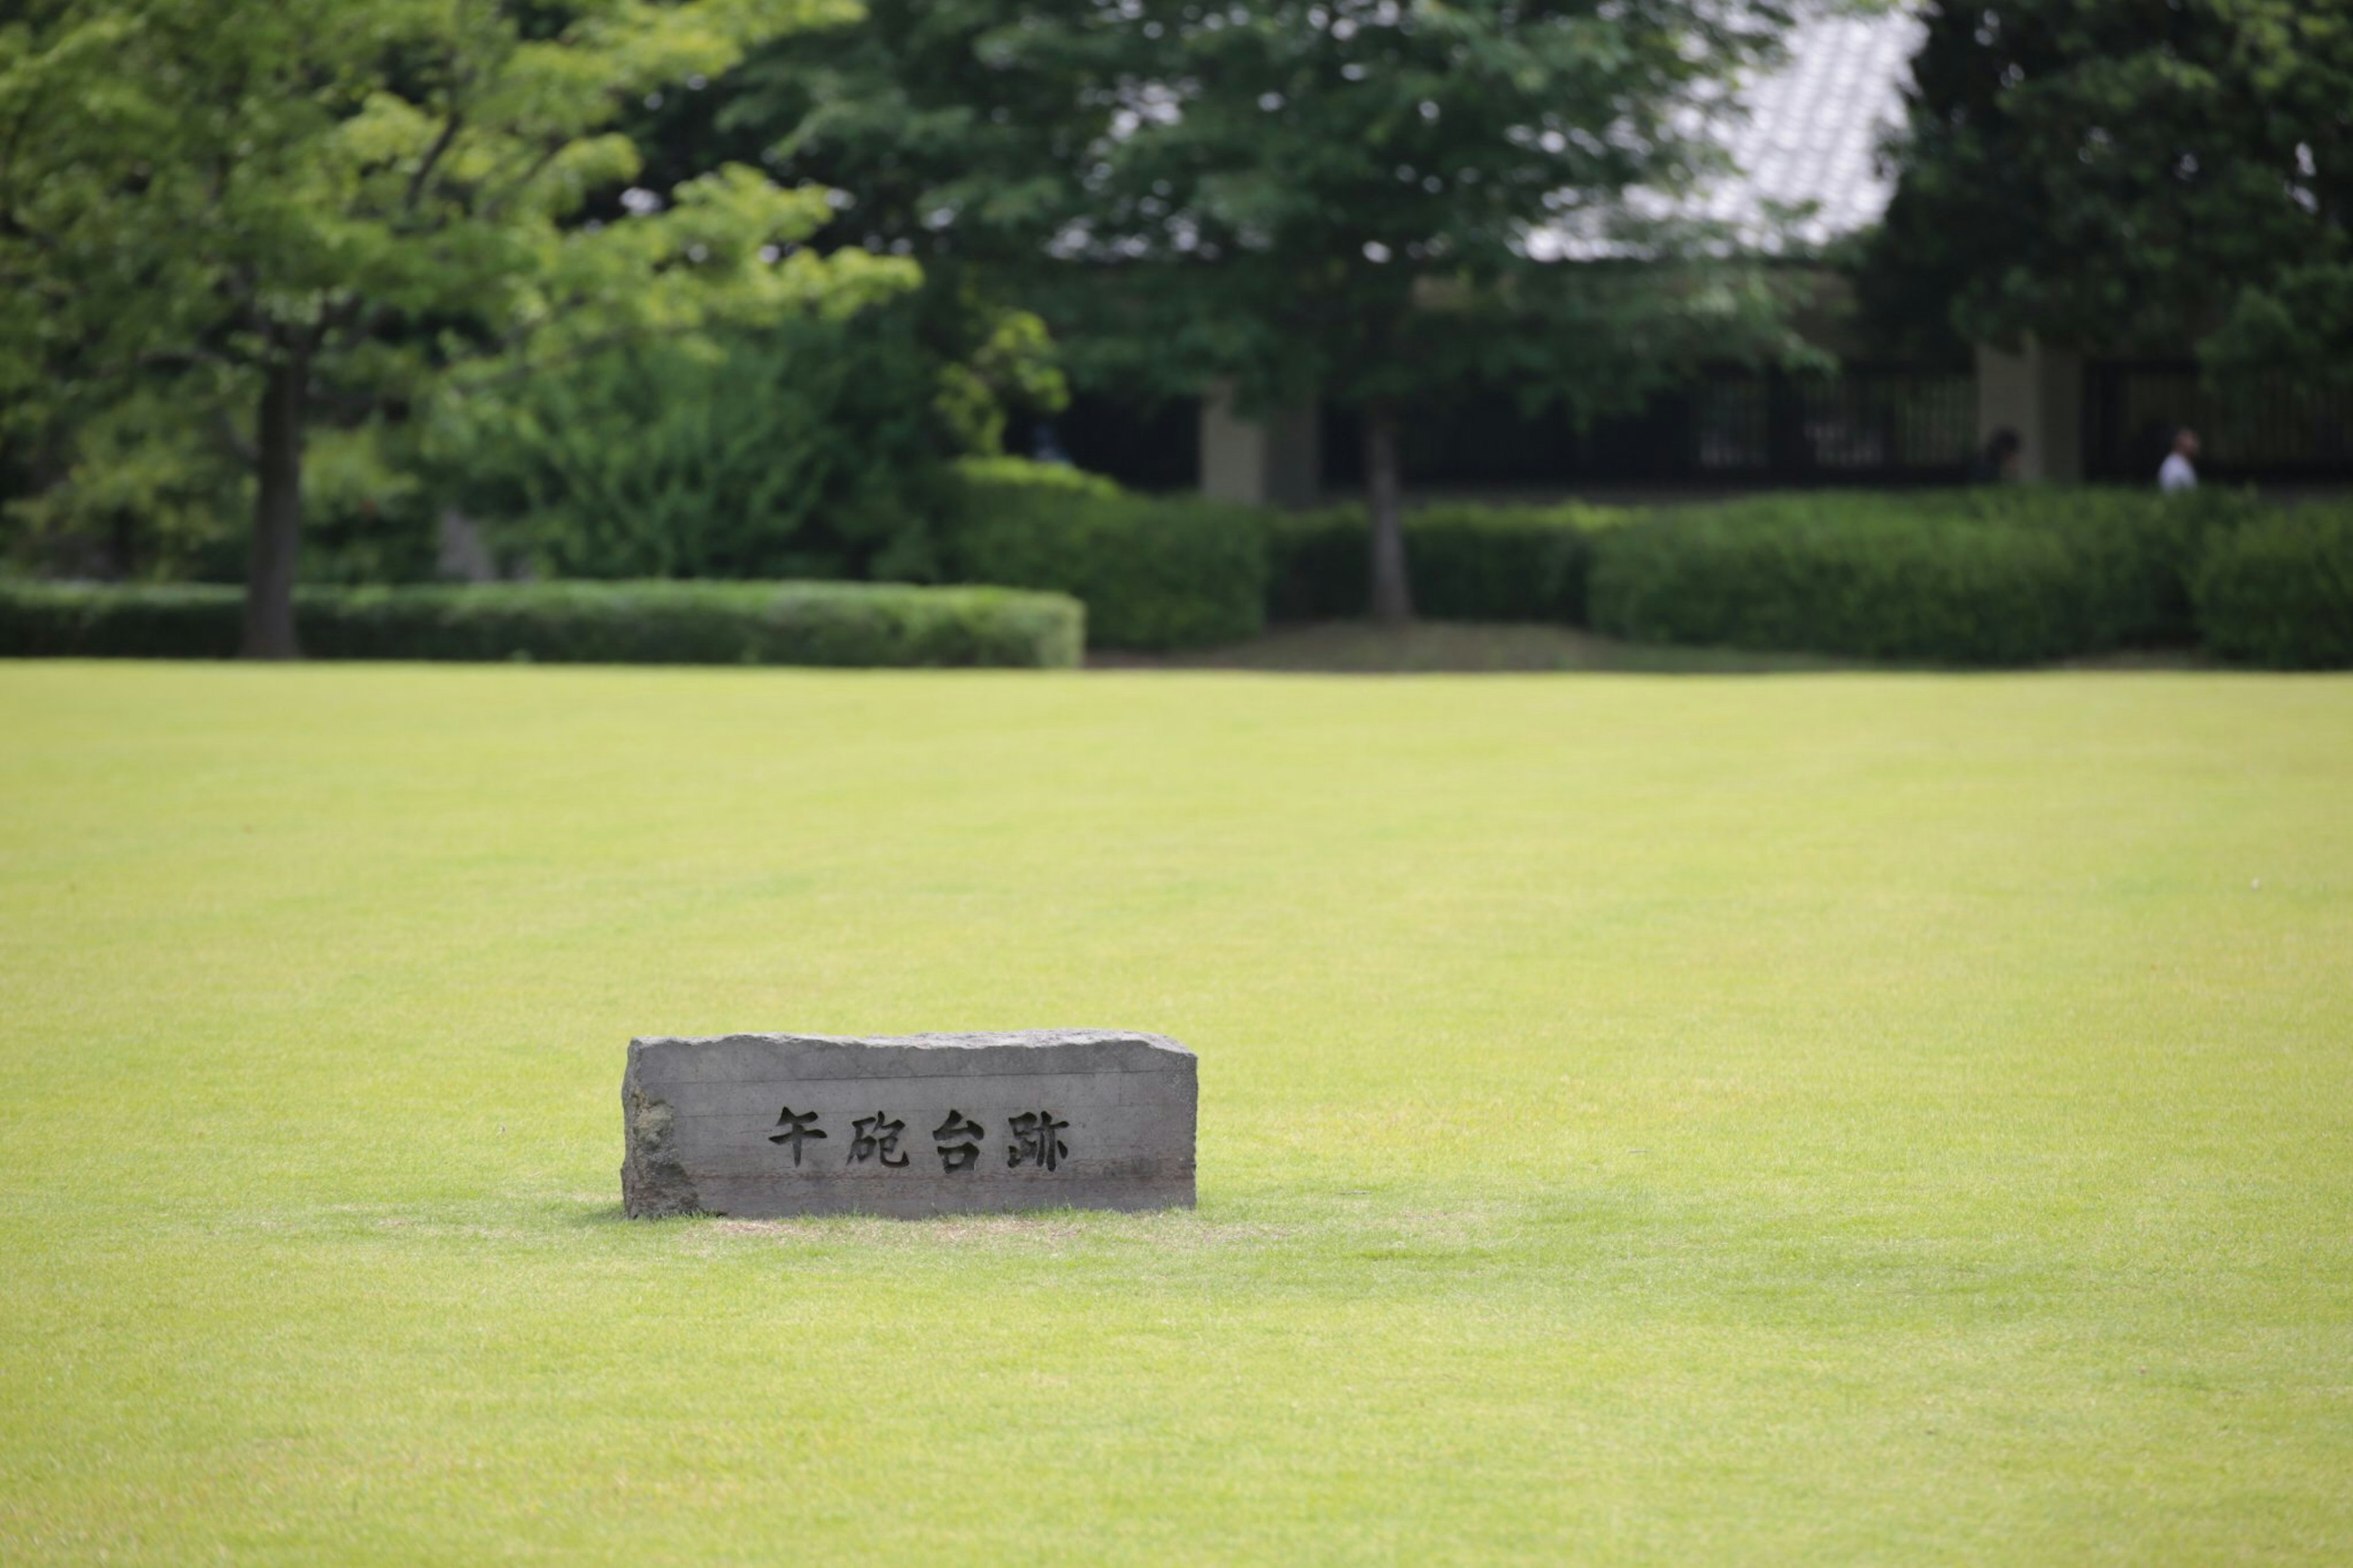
[1589, 509, 2077, 664]
[1268, 502, 1626, 623]
[1588, 488, 2256, 665]
[943, 465, 1266, 651]
[1955, 485, 2262, 646]
[2193, 507, 2353, 668]
[16, 486, 2327, 670]
[0, 580, 1083, 668]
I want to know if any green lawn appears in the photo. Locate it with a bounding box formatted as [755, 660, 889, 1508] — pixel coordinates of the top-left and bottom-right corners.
[4, 662, 2349, 1563]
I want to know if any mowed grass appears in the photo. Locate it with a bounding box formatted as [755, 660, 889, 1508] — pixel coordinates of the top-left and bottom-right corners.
[2, 662, 2349, 1564]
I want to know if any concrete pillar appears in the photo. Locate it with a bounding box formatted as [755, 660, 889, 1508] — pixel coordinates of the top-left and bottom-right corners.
[1200, 383, 1320, 508]
[1975, 338, 2084, 482]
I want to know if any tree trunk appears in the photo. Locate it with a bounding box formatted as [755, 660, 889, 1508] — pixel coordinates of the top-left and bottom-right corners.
[1364, 400, 1413, 624]
[108, 509, 136, 580]
[242, 350, 307, 659]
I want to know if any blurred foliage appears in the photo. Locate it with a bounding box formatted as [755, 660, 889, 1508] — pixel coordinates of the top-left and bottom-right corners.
[4, 295, 1064, 589]
[947, 455, 1120, 501]
[1861, 0, 2353, 388]
[298, 426, 444, 586]
[1588, 485, 2267, 664]
[436, 304, 1017, 583]
[932, 307, 1067, 456]
[0, 0, 916, 644]
[2193, 505, 2353, 668]
[1268, 502, 1629, 624]
[0, 578, 1083, 667]
[729, 0, 1813, 417]
[940, 458, 1267, 651]
[4, 388, 246, 580]
[688, 0, 1815, 616]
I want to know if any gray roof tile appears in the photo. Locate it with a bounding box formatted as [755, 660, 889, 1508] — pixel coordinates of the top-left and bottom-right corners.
[1535, 5, 1922, 259]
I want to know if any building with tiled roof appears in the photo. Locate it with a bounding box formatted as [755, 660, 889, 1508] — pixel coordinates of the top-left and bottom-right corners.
[1077, 6, 2351, 499]
[1697, 7, 1927, 251]
[1529, 6, 1924, 260]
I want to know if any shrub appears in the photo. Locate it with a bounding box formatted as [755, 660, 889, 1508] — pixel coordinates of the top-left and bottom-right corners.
[1, 387, 248, 582]
[950, 455, 1122, 501]
[438, 311, 961, 584]
[1944, 485, 2259, 646]
[0, 582, 245, 659]
[943, 463, 1265, 650]
[1589, 507, 2079, 664]
[1267, 502, 1626, 623]
[1587, 488, 2253, 665]
[2194, 506, 2353, 668]
[1261, 507, 1362, 620]
[0, 580, 1082, 668]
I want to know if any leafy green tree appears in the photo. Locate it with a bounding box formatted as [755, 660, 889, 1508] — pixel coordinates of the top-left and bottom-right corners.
[719, 0, 1806, 621]
[0, 0, 913, 655]
[613, 8, 1087, 458]
[438, 298, 1066, 580]
[1862, 0, 2352, 387]
[4, 385, 249, 580]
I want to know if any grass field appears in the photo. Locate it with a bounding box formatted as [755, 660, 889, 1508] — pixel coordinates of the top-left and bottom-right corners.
[4, 662, 2349, 1563]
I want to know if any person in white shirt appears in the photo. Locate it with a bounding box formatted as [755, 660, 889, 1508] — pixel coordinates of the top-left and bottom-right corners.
[2158, 428, 2200, 493]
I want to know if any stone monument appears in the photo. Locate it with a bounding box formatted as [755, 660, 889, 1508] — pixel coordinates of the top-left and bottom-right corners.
[622, 1029, 1197, 1218]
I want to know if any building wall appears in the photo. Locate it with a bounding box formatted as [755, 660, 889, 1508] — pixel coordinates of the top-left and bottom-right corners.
[1058, 358, 2353, 500]
[1200, 385, 1320, 509]
[1974, 340, 2084, 483]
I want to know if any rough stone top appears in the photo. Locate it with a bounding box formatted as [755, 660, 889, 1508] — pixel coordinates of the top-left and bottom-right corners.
[627, 1029, 1194, 1083]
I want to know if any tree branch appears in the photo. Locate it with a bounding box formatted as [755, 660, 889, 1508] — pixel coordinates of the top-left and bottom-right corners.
[404, 112, 464, 212]
[478, 139, 568, 221]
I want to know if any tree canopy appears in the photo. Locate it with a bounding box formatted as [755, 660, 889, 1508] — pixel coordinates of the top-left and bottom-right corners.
[721, 0, 1809, 619]
[0, 0, 912, 654]
[1861, 0, 2352, 389]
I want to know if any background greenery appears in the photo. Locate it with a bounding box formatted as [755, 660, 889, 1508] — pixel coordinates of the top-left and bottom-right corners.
[1861, 0, 2353, 384]
[0, 580, 1082, 668]
[1586, 487, 2246, 665]
[1269, 501, 1626, 623]
[443, 314, 958, 585]
[2, 663, 2348, 1561]
[941, 462, 1270, 651]
[0, 0, 923, 654]
[6, 0, 2345, 645]
[2194, 507, 2353, 669]
[15, 483, 2351, 667]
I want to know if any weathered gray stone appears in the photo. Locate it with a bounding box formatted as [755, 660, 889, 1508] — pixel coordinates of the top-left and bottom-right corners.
[621, 1029, 1197, 1219]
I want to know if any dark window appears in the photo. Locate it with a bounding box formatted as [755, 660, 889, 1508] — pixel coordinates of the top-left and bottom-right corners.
[1322, 367, 1974, 491]
[1009, 393, 1200, 491]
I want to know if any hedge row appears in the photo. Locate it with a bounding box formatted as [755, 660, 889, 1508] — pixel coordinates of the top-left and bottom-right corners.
[2192, 509, 2353, 668]
[938, 466, 1625, 648]
[1590, 509, 2095, 664]
[10, 488, 2342, 670]
[1267, 502, 1624, 622]
[1585, 487, 2351, 667]
[1252, 485, 2341, 668]
[0, 580, 1083, 668]
[1585, 491, 2189, 665]
[943, 463, 1267, 651]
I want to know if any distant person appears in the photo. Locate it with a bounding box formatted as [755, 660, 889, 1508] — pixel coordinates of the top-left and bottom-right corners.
[1031, 423, 1073, 467]
[2158, 427, 2199, 493]
[1969, 426, 2021, 483]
